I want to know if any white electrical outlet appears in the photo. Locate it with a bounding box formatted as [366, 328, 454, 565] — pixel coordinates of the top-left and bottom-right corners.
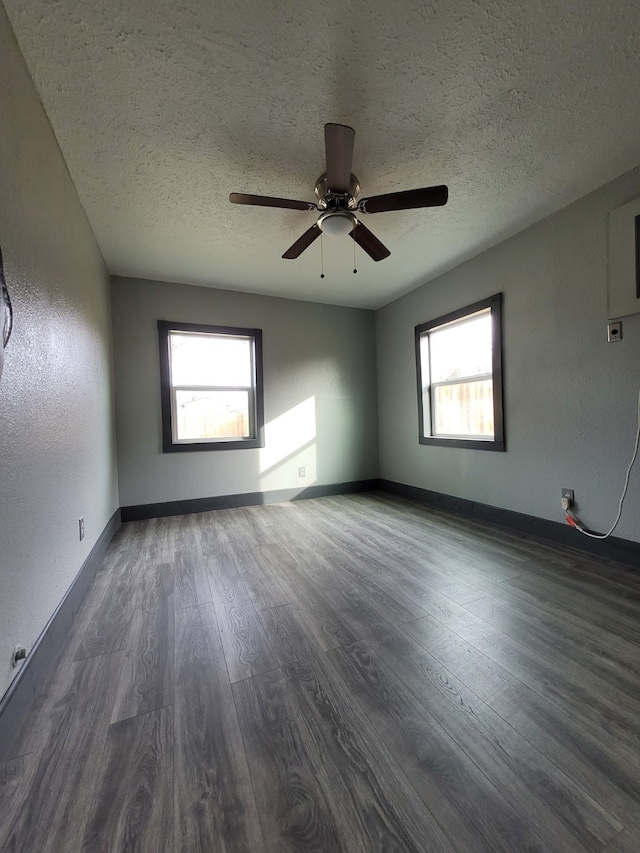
[79, 517, 85, 541]
[298, 466, 306, 478]
[561, 488, 574, 510]
[11, 643, 27, 668]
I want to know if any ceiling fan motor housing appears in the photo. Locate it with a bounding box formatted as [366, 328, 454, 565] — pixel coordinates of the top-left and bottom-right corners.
[315, 172, 360, 210]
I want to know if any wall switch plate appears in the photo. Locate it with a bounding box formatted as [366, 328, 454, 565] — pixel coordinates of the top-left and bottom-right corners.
[607, 321, 622, 342]
[298, 466, 306, 478]
[79, 517, 85, 541]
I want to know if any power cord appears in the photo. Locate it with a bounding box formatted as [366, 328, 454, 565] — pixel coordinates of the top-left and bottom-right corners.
[565, 388, 640, 539]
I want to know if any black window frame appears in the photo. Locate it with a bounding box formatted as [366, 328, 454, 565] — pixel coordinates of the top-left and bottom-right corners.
[415, 293, 505, 452]
[158, 320, 264, 453]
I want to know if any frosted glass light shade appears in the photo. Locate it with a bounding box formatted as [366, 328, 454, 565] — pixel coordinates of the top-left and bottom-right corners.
[318, 212, 356, 237]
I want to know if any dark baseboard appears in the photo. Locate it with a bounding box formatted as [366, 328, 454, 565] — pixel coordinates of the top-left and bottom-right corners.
[379, 479, 640, 570]
[120, 479, 379, 522]
[0, 508, 121, 763]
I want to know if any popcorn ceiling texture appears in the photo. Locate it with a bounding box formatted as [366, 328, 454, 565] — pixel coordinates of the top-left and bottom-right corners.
[4, 0, 640, 308]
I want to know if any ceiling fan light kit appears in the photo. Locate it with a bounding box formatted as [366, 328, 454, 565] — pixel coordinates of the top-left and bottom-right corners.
[317, 211, 357, 237]
[229, 123, 448, 263]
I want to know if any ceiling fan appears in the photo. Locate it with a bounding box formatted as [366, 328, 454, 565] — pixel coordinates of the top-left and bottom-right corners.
[229, 123, 448, 262]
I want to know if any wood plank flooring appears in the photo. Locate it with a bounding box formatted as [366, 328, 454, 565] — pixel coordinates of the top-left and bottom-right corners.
[1, 492, 640, 852]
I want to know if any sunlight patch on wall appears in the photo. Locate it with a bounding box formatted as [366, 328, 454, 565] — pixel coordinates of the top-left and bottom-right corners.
[259, 396, 317, 490]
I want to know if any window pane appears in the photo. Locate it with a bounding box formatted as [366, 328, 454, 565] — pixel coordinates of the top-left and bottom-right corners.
[419, 335, 430, 390]
[175, 390, 251, 440]
[429, 311, 492, 382]
[433, 379, 494, 437]
[170, 333, 252, 387]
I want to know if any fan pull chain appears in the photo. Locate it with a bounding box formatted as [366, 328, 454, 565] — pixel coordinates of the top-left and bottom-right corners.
[320, 234, 325, 279]
[353, 234, 357, 274]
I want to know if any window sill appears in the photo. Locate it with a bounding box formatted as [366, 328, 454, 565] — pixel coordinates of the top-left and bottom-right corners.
[162, 437, 264, 453]
[418, 435, 505, 451]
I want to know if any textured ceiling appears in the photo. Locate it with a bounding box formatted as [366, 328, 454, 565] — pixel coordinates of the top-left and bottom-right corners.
[5, 0, 640, 308]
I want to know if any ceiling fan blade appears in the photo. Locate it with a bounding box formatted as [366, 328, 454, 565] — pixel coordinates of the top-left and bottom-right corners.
[282, 224, 322, 259]
[359, 185, 448, 214]
[350, 220, 390, 262]
[324, 123, 355, 194]
[230, 192, 316, 211]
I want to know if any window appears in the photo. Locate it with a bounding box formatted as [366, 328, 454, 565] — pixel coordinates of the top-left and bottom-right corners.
[415, 293, 504, 451]
[158, 320, 264, 452]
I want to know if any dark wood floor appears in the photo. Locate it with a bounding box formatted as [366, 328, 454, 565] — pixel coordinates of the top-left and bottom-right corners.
[1, 492, 640, 852]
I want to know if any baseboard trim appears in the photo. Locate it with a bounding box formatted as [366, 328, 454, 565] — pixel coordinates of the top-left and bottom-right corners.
[0, 508, 121, 763]
[379, 479, 640, 569]
[121, 479, 380, 522]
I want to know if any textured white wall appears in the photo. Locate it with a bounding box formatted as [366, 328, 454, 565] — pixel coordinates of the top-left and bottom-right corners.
[0, 5, 118, 695]
[112, 277, 378, 507]
[377, 167, 640, 544]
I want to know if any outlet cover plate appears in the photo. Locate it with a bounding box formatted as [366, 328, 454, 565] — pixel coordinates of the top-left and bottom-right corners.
[562, 488, 574, 502]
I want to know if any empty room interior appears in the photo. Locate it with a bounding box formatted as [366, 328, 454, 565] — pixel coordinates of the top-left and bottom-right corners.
[2, 1, 640, 851]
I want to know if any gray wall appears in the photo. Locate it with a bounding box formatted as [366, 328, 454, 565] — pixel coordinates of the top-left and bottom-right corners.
[112, 277, 378, 507]
[0, 5, 118, 695]
[377, 167, 640, 544]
